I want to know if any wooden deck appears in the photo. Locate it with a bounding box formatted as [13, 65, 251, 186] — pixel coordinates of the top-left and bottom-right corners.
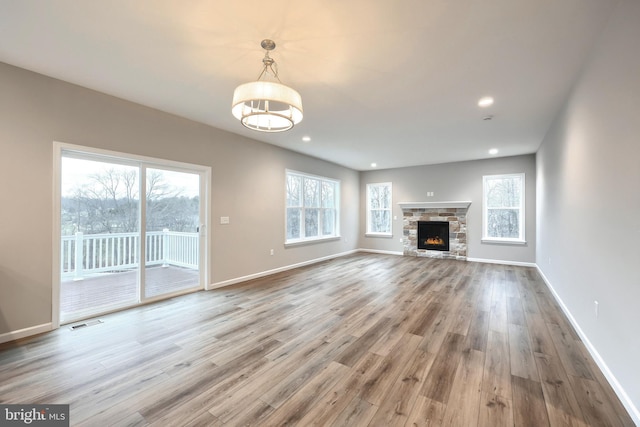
[60, 266, 200, 320]
[2, 253, 634, 426]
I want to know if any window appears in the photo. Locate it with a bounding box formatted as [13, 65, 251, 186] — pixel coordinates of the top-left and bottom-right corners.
[55, 142, 210, 325]
[286, 170, 340, 243]
[366, 182, 392, 236]
[483, 173, 525, 243]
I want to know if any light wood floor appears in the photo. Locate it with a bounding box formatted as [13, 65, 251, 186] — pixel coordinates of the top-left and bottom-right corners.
[0, 253, 634, 426]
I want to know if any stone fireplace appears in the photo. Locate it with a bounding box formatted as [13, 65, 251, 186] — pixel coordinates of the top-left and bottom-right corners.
[399, 201, 471, 260]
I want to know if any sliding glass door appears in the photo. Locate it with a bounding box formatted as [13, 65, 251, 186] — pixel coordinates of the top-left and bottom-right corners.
[59, 147, 207, 324]
[144, 167, 201, 299]
[60, 157, 141, 321]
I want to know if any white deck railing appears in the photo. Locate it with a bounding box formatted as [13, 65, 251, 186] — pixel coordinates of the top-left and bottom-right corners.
[61, 230, 198, 279]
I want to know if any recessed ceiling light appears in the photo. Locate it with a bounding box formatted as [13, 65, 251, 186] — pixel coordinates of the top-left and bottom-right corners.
[489, 148, 499, 155]
[302, 136, 311, 142]
[371, 163, 377, 168]
[478, 97, 494, 107]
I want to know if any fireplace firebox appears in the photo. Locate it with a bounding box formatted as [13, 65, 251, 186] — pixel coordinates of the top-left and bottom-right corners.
[417, 221, 450, 251]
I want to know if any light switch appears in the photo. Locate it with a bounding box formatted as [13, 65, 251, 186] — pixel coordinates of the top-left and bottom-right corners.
[220, 216, 230, 225]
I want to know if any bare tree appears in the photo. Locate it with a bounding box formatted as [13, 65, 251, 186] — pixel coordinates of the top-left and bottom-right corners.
[62, 169, 198, 234]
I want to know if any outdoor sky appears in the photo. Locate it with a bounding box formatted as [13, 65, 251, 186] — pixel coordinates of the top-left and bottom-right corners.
[61, 157, 200, 198]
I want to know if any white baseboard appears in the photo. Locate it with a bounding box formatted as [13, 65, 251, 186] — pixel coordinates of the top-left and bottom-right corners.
[536, 265, 640, 425]
[467, 257, 536, 267]
[207, 249, 360, 290]
[358, 248, 404, 256]
[354, 251, 535, 266]
[0, 323, 53, 345]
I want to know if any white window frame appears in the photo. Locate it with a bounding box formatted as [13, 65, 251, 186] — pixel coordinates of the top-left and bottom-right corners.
[285, 170, 340, 245]
[482, 173, 526, 244]
[366, 182, 393, 237]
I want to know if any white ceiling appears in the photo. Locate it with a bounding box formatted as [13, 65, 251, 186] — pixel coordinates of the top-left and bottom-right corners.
[0, 0, 618, 170]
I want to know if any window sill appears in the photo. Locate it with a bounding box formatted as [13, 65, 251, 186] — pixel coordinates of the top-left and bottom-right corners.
[285, 236, 341, 248]
[365, 233, 393, 238]
[481, 238, 527, 246]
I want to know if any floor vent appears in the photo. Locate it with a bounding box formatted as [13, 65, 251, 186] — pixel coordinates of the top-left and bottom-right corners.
[70, 319, 103, 330]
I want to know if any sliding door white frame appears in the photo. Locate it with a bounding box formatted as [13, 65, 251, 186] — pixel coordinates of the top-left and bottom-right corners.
[52, 141, 211, 328]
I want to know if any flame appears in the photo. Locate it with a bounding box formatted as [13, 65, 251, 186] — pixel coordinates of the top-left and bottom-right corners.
[425, 237, 444, 245]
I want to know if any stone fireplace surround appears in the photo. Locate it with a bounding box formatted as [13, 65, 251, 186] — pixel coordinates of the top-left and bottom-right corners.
[399, 201, 471, 260]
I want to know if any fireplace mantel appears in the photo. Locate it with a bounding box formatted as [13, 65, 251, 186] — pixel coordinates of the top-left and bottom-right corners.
[398, 201, 471, 209]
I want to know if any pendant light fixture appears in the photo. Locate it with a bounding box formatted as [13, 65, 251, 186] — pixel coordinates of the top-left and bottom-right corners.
[232, 39, 303, 132]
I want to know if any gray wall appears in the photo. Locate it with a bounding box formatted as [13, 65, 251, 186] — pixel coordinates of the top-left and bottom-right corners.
[536, 0, 640, 416]
[359, 155, 536, 264]
[0, 62, 359, 335]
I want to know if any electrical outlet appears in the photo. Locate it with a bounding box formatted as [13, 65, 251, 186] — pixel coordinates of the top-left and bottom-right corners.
[220, 216, 230, 225]
[270, 249, 274, 256]
[594, 300, 599, 318]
